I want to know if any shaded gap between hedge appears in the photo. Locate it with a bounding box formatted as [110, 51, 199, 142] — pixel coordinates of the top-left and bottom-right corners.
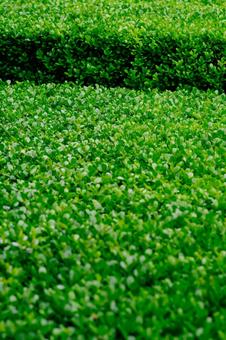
[0, 34, 225, 92]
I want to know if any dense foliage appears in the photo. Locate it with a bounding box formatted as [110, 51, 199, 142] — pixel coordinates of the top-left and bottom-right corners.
[0, 83, 225, 338]
[0, 0, 225, 90]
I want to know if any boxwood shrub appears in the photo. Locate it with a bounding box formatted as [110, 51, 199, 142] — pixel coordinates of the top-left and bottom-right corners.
[0, 0, 225, 91]
[0, 82, 225, 338]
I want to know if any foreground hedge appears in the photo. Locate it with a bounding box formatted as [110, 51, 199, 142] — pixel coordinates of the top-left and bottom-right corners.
[0, 0, 225, 90]
[0, 83, 225, 338]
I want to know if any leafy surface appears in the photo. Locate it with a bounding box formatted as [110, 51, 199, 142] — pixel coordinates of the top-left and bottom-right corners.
[0, 0, 225, 90]
[0, 83, 225, 338]
[1, 0, 225, 36]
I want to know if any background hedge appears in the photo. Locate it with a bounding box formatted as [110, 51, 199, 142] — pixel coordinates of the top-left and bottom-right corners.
[0, 0, 225, 91]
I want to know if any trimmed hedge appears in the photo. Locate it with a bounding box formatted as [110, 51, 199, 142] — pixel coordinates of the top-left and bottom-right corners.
[0, 83, 225, 338]
[0, 0, 225, 90]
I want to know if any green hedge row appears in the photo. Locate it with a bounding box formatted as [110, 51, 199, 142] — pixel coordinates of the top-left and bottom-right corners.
[0, 82, 225, 338]
[1, 32, 225, 91]
[0, 0, 225, 90]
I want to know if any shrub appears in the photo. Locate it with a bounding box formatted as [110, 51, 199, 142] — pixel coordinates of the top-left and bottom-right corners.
[0, 82, 225, 338]
[0, 0, 225, 90]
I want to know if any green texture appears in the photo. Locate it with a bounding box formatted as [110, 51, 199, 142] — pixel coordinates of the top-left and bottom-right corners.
[0, 0, 225, 90]
[0, 82, 225, 338]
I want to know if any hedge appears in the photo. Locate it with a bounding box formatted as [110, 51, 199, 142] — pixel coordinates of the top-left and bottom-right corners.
[0, 82, 225, 338]
[0, 0, 225, 90]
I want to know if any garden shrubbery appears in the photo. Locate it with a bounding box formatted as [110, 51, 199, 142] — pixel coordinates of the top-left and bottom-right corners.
[0, 82, 225, 338]
[0, 0, 225, 90]
[0, 1, 226, 338]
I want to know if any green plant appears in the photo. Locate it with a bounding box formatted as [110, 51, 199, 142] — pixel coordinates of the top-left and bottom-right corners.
[0, 82, 225, 338]
[0, 0, 225, 91]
